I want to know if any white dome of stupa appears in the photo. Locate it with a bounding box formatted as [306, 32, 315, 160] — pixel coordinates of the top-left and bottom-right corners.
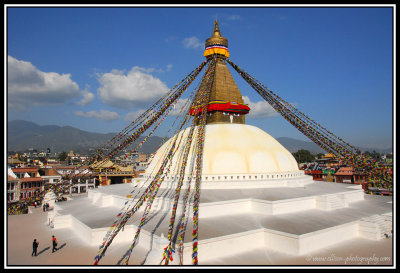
[144, 124, 312, 189]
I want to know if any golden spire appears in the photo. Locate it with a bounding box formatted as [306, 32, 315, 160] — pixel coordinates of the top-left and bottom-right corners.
[204, 20, 229, 58]
[196, 21, 250, 125]
[211, 19, 222, 38]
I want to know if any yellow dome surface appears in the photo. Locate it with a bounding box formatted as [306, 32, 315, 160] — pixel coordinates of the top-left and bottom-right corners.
[145, 124, 299, 177]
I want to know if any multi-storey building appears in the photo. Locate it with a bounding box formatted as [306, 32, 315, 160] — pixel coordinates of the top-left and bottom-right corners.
[12, 167, 44, 201]
[7, 169, 20, 203]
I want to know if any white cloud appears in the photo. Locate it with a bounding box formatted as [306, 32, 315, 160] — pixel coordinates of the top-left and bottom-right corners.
[242, 96, 279, 119]
[74, 110, 120, 121]
[77, 89, 95, 106]
[183, 36, 203, 49]
[169, 98, 190, 116]
[7, 56, 86, 111]
[97, 66, 169, 109]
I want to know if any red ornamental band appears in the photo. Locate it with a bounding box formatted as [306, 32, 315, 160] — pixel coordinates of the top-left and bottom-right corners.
[189, 101, 250, 115]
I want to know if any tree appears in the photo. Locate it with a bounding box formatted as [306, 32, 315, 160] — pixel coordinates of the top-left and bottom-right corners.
[364, 150, 381, 161]
[292, 149, 315, 163]
[58, 151, 68, 162]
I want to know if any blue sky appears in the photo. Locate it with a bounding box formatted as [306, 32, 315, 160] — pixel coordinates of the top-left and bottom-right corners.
[6, 5, 394, 150]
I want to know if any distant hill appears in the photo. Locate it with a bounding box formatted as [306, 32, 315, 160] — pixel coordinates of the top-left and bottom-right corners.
[7, 120, 164, 155]
[276, 137, 325, 154]
[276, 136, 392, 154]
[7, 120, 392, 155]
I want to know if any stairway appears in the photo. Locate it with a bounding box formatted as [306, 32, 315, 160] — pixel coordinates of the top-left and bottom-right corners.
[359, 214, 392, 240]
[316, 194, 347, 210]
[382, 213, 393, 236]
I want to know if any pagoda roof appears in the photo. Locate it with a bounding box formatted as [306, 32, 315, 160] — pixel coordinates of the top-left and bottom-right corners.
[90, 160, 115, 169]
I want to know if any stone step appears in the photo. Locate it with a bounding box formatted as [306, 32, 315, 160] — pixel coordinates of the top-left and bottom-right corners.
[316, 194, 347, 211]
[359, 214, 392, 240]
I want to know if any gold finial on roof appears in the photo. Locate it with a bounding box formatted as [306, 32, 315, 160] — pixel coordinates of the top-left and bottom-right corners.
[204, 20, 229, 57]
[212, 19, 222, 38]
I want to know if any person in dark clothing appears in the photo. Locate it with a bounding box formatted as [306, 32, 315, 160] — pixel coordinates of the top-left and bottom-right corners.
[32, 239, 39, 256]
[43, 203, 46, 212]
[52, 235, 58, 252]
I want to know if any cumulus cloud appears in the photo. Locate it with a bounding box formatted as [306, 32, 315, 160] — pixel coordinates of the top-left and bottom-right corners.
[183, 36, 203, 49]
[74, 110, 120, 121]
[97, 66, 169, 109]
[169, 98, 191, 116]
[243, 96, 279, 119]
[8, 56, 85, 111]
[77, 89, 95, 106]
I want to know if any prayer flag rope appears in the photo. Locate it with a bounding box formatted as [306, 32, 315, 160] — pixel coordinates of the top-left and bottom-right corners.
[93, 59, 211, 266]
[72, 60, 209, 180]
[160, 56, 218, 265]
[226, 59, 392, 188]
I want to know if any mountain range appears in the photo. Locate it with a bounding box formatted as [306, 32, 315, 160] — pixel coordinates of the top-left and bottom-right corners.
[7, 120, 392, 155]
[7, 120, 163, 155]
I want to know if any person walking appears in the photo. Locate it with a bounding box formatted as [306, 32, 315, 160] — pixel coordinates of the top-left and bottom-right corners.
[43, 203, 46, 212]
[32, 239, 39, 256]
[52, 235, 58, 253]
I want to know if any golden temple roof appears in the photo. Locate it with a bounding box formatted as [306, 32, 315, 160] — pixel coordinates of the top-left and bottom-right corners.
[202, 21, 247, 125]
[205, 20, 229, 49]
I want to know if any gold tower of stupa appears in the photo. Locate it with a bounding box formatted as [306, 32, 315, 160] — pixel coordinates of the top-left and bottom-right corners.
[192, 20, 250, 124]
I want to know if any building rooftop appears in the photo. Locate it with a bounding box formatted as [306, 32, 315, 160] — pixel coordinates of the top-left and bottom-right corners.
[11, 167, 40, 173]
[7, 175, 19, 182]
[336, 167, 354, 176]
[20, 177, 43, 182]
[40, 168, 62, 177]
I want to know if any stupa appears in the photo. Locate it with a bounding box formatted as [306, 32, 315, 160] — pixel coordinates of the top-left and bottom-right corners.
[145, 20, 312, 190]
[48, 21, 392, 266]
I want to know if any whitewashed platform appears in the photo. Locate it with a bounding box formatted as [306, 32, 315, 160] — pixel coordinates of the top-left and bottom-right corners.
[50, 181, 392, 265]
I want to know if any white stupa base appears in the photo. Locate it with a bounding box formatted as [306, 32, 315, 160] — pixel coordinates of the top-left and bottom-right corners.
[51, 181, 392, 265]
[141, 170, 313, 190]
